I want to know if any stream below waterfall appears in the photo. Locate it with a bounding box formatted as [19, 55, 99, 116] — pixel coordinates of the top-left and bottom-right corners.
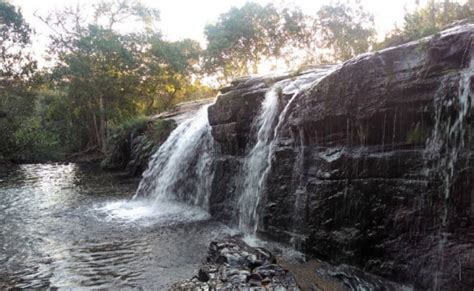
[0, 163, 411, 290]
[0, 163, 232, 289]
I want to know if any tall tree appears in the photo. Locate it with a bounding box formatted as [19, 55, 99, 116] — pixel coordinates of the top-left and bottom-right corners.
[137, 37, 202, 114]
[55, 27, 140, 151]
[39, 0, 159, 152]
[315, 1, 376, 61]
[38, 0, 207, 152]
[0, 0, 37, 157]
[203, 2, 311, 81]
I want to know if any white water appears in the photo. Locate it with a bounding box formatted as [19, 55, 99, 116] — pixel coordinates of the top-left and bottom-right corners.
[99, 104, 215, 224]
[426, 57, 473, 290]
[238, 67, 337, 237]
[101, 67, 337, 235]
[134, 104, 215, 208]
[98, 200, 210, 226]
[427, 58, 473, 226]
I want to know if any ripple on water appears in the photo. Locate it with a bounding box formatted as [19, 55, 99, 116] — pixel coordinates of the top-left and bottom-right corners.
[0, 163, 229, 289]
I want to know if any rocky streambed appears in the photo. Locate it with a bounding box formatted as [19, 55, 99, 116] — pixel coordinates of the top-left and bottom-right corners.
[172, 237, 410, 290]
[172, 237, 298, 290]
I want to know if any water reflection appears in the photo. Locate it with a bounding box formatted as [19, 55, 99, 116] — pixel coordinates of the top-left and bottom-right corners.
[0, 163, 229, 289]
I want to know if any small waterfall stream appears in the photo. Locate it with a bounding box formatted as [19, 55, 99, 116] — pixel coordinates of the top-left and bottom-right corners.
[135, 104, 215, 209]
[427, 57, 473, 229]
[238, 67, 337, 237]
[426, 56, 473, 289]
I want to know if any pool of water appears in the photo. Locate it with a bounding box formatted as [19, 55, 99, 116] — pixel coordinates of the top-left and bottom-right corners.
[0, 163, 231, 289]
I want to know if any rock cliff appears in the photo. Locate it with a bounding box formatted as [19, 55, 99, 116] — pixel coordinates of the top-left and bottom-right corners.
[207, 25, 474, 289]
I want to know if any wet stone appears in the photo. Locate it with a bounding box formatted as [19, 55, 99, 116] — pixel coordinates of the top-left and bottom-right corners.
[171, 236, 300, 290]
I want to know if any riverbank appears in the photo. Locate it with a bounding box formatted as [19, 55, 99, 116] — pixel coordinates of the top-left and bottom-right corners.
[0, 99, 215, 174]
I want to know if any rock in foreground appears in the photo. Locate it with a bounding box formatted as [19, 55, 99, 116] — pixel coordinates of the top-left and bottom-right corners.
[171, 237, 299, 290]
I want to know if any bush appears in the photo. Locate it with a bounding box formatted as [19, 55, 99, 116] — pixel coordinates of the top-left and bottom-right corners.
[101, 117, 176, 174]
[11, 117, 62, 162]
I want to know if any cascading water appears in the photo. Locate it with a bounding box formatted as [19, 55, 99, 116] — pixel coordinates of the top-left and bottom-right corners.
[237, 85, 282, 235]
[238, 67, 337, 237]
[134, 104, 215, 209]
[427, 58, 473, 227]
[119, 66, 337, 237]
[426, 54, 473, 289]
[289, 126, 308, 249]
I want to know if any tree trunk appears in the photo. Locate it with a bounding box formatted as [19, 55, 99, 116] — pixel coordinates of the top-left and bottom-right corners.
[429, 0, 436, 27]
[99, 95, 107, 153]
[146, 97, 155, 115]
[443, 0, 450, 26]
[92, 113, 101, 149]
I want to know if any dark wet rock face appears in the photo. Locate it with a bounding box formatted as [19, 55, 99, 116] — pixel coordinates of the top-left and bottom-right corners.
[208, 25, 474, 289]
[171, 237, 299, 290]
[207, 78, 271, 223]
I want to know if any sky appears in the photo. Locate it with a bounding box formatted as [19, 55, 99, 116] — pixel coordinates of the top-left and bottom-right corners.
[11, 0, 425, 68]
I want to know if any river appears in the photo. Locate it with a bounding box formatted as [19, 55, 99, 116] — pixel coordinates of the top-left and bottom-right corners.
[0, 163, 231, 289]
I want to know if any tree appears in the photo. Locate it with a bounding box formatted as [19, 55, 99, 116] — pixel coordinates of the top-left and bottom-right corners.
[0, 0, 37, 158]
[203, 2, 311, 81]
[38, 0, 161, 152]
[0, 0, 35, 81]
[315, 1, 376, 61]
[137, 37, 203, 114]
[38, 0, 209, 153]
[378, 0, 474, 49]
[54, 26, 141, 152]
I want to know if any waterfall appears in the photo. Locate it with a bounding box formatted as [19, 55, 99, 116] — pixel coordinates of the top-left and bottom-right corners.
[427, 57, 473, 226]
[237, 85, 282, 235]
[134, 104, 215, 210]
[426, 55, 473, 289]
[131, 66, 336, 235]
[238, 67, 337, 236]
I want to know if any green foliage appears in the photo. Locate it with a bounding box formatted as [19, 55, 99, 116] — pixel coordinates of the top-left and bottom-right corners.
[148, 119, 176, 144]
[378, 0, 474, 49]
[0, 0, 35, 79]
[315, 1, 376, 61]
[137, 37, 205, 114]
[115, 116, 149, 133]
[0, 0, 40, 161]
[40, 0, 210, 154]
[12, 117, 61, 162]
[92, 0, 160, 31]
[1, 0, 212, 161]
[100, 115, 149, 170]
[100, 116, 176, 171]
[53, 25, 142, 151]
[203, 2, 311, 80]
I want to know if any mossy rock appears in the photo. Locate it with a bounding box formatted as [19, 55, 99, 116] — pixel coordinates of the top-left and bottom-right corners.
[101, 117, 176, 175]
